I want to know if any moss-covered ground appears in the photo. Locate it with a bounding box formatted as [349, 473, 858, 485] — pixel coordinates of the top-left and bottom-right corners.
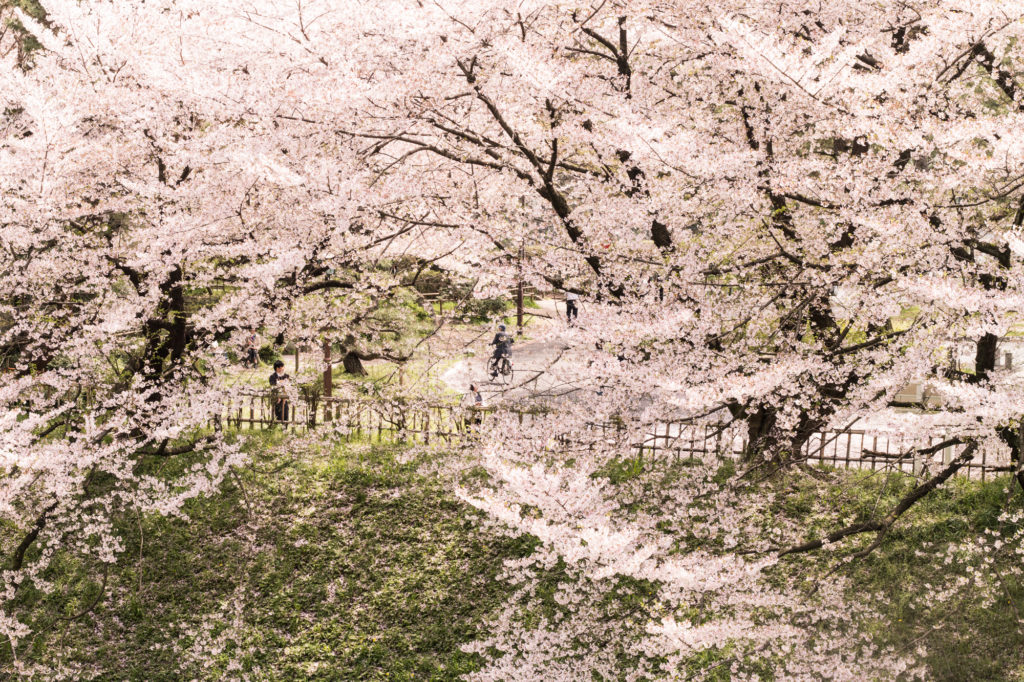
[15, 433, 533, 680]
[8, 434, 1024, 680]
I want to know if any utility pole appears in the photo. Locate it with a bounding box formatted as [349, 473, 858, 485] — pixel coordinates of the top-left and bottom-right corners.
[516, 240, 525, 335]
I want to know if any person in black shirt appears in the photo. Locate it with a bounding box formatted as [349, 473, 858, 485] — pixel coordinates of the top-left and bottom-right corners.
[269, 360, 289, 421]
[489, 324, 513, 379]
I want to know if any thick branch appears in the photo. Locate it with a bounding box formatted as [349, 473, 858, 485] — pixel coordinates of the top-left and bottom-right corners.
[779, 441, 978, 557]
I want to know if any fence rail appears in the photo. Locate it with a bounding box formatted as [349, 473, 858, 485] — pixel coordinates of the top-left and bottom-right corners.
[222, 391, 477, 444]
[633, 421, 1003, 480]
[218, 391, 1012, 481]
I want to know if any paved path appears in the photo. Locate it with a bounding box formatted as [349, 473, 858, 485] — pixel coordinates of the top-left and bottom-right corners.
[441, 302, 1021, 464]
[441, 300, 587, 405]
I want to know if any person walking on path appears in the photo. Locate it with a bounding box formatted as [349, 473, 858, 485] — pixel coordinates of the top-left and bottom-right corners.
[463, 383, 484, 427]
[269, 360, 290, 422]
[565, 291, 580, 324]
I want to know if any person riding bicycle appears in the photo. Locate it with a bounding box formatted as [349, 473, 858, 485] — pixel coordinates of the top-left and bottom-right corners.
[489, 324, 514, 379]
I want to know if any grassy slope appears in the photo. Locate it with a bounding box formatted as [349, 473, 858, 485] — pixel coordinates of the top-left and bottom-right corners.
[25, 434, 533, 680]
[12, 435, 1024, 680]
[769, 469, 1024, 681]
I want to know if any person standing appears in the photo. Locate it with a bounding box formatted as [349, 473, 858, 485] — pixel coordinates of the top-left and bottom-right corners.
[269, 360, 290, 422]
[245, 329, 259, 368]
[565, 291, 580, 324]
[463, 383, 484, 408]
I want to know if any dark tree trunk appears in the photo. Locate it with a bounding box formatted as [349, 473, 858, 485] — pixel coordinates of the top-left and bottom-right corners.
[743, 406, 778, 463]
[997, 422, 1024, 494]
[343, 350, 367, 376]
[323, 339, 332, 397]
[790, 415, 827, 463]
[974, 333, 999, 381]
[651, 219, 672, 250]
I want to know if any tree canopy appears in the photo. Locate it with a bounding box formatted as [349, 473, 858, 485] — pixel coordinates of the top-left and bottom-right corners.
[3, 0, 1024, 678]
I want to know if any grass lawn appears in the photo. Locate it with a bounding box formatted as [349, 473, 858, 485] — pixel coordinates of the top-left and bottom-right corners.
[9, 431, 1023, 680]
[593, 453, 1024, 679]
[770, 469, 1024, 681]
[13, 433, 534, 680]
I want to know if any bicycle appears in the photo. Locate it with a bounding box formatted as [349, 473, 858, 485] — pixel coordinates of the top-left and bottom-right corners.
[487, 354, 513, 384]
[241, 347, 259, 369]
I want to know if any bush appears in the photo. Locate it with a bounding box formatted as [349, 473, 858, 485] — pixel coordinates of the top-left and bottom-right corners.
[463, 296, 509, 321]
[258, 346, 280, 365]
[392, 258, 451, 294]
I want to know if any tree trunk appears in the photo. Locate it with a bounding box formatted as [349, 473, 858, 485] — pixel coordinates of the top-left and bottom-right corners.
[743, 406, 778, 463]
[997, 422, 1024, 494]
[974, 332, 998, 381]
[343, 350, 367, 376]
[323, 339, 332, 397]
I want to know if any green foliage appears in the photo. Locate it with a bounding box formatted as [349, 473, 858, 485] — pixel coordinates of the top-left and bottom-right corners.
[257, 346, 280, 365]
[463, 296, 509, 322]
[774, 469, 1024, 681]
[596, 454, 646, 484]
[10, 425, 1024, 680]
[12, 437, 533, 680]
[2, 1, 47, 65]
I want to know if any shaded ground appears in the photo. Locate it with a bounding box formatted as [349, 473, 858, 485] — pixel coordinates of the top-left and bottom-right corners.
[6, 431, 1023, 680]
[12, 434, 534, 680]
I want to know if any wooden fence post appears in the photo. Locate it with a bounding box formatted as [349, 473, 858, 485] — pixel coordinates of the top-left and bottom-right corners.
[323, 339, 332, 401]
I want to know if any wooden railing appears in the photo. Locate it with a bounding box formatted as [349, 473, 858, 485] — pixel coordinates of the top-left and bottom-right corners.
[221, 391, 485, 444]
[634, 421, 1006, 481]
[218, 391, 1012, 481]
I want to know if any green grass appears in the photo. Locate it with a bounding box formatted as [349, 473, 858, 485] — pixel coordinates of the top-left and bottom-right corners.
[768, 469, 1024, 681]
[890, 305, 921, 332]
[13, 428, 1022, 680]
[589, 456, 1024, 679]
[332, 354, 462, 397]
[12, 434, 533, 680]
[417, 293, 537, 323]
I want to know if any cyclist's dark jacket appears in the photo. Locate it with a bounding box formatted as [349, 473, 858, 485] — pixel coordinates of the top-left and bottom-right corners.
[490, 331, 513, 355]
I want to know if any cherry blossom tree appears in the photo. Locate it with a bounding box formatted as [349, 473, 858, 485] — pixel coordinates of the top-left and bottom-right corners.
[326, 0, 1024, 675]
[4, 0, 1024, 677]
[0, 0, 456, 663]
[339, 0, 1024, 461]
